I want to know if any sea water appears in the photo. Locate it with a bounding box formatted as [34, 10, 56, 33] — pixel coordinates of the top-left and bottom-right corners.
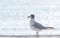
[0, 0, 60, 35]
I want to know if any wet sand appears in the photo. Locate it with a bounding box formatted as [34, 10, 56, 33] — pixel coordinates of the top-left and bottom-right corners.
[0, 35, 60, 38]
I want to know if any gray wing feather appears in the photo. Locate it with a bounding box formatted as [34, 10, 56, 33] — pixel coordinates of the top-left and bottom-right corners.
[33, 22, 45, 29]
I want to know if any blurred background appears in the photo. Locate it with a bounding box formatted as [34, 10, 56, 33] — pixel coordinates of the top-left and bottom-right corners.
[0, 0, 60, 35]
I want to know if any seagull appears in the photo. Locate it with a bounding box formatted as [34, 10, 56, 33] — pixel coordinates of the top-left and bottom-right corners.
[27, 14, 54, 36]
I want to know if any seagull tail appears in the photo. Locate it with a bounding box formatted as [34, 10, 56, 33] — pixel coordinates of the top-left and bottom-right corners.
[46, 27, 54, 29]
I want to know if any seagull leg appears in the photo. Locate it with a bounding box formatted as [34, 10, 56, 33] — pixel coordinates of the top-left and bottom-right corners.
[36, 31, 39, 37]
[36, 31, 39, 35]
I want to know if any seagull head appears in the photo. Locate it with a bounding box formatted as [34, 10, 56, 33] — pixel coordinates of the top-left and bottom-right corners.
[27, 14, 35, 19]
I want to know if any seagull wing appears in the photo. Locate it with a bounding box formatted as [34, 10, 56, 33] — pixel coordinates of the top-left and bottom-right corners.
[33, 22, 45, 29]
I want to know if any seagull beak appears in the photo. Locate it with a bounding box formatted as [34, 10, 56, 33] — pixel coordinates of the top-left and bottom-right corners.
[27, 16, 31, 18]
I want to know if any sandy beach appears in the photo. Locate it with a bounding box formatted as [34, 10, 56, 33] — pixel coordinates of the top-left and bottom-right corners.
[0, 35, 60, 38]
